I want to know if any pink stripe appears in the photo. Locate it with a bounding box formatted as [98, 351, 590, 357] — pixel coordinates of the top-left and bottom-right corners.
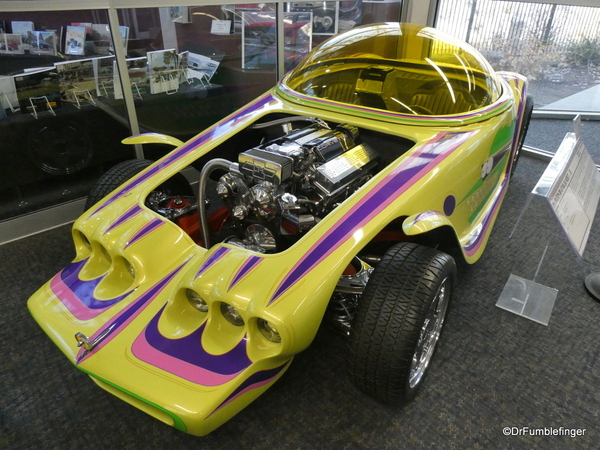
[131, 329, 241, 386]
[208, 379, 273, 416]
[49, 273, 111, 321]
[125, 219, 164, 248]
[229, 256, 262, 291]
[195, 247, 230, 278]
[340, 132, 449, 218]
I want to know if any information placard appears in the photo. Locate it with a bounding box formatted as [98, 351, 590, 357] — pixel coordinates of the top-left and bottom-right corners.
[499, 118, 600, 324]
[533, 133, 600, 258]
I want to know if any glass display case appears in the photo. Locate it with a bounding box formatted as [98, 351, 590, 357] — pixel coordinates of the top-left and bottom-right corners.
[0, 8, 133, 223]
[0, 1, 402, 232]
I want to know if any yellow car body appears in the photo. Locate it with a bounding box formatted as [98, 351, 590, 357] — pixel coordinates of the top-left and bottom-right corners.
[28, 23, 529, 436]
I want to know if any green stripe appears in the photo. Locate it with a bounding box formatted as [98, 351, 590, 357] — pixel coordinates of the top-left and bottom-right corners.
[488, 123, 514, 157]
[78, 367, 187, 432]
[467, 162, 505, 223]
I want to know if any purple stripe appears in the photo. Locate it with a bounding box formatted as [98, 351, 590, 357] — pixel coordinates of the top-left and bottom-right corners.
[269, 132, 473, 303]
[57, 259, 131, 309]
[228, 256, 263, 291]
[206, 361, 291, 418]
[196, 247, 230, 278]
[463, 176, 508, 256]
[76, 259, 189, 364]
[104, 205, 143, 234]
[89, 95, 276, 217]
[141, 305, 252, 376]
[50, 259, 132, 320]
[125, 218, 164, 248]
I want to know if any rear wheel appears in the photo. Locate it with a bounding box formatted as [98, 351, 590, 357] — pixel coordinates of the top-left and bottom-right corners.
[512, 95, 534, 176]
[346, 242, 456, 404]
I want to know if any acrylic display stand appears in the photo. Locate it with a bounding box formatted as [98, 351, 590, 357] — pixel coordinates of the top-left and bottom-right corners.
[28, 95, 56, 118]
[163, 74, 179, 95]
[498, 116, 600, 324]
[130, 82, 143, 100]
[68, 89, 97, 109]
[1, 92, 17, 113]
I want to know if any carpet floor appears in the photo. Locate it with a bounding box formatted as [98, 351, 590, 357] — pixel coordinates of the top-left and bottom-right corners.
[1, 154, 599, 449]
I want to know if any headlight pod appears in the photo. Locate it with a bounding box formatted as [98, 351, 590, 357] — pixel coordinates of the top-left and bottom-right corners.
[221, 303, 244, 326]
[75, 230, 92, 254]
[186, 289, 209, 312]
[123, 258, 136, 279]
[257, 318, 281, 343]
[100, 245, 112, 265]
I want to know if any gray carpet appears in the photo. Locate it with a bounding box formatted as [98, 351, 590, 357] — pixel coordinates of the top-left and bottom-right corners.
[2, 152, 600, 449]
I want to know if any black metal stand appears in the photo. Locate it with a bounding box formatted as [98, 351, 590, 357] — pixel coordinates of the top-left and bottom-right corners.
[584, 272, 600, 301]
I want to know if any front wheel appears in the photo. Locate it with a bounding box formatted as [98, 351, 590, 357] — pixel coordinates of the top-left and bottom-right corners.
[346, 242, 456, 404]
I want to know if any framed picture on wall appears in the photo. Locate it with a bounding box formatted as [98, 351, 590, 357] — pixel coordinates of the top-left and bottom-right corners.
[170, 6, 191, 23]
[54, 58, 96, 103]
[10, 20, 34, 46]
[4, 34, 24, 54]
[113, 56, 148, 100]
[65, 26, 86, 55]
[147, 49, 179, 94]
[13, 67, 62, 115]
[92, 55, 115, 97]
[28, 31, 57, 56]
[290, 2, 338, 35]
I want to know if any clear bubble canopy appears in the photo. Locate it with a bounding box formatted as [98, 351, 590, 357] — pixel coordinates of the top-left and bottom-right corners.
[283, 23, 503, 116]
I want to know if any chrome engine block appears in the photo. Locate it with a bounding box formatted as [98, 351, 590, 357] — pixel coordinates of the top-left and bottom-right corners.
[215, 122, 379, 253]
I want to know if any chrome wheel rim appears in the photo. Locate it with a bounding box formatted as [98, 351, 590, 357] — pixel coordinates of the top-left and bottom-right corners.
[409, 276, 451, 389]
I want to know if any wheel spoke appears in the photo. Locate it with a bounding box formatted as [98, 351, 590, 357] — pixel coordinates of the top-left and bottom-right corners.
[409, 277, 450, 388]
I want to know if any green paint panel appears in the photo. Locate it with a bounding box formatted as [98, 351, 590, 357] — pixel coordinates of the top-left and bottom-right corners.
[78, 367, 188, 432]
[489, 122, 515, 156]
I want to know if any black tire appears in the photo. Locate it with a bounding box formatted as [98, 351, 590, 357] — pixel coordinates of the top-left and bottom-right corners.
[346, 242, 456, 404]
[85, 159, 193, 210]
[512, 95, 534, 176]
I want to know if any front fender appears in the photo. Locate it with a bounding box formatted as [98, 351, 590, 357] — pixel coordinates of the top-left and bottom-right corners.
[403, 211, 455, 235]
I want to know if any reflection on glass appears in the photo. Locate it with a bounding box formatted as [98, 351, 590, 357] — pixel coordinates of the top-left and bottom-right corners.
[242, 10, 312, 71]
[0, 9, 132, 221]
[0, 2, 404, 222]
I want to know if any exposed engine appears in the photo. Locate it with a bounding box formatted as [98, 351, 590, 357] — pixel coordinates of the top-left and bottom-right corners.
[201, 120, 380, 253]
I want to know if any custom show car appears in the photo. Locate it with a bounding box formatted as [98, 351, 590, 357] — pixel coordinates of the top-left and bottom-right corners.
[29, 23, 532, 436]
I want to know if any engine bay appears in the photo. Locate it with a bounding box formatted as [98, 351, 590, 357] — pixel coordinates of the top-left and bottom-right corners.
[146, 115, 415, 254]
